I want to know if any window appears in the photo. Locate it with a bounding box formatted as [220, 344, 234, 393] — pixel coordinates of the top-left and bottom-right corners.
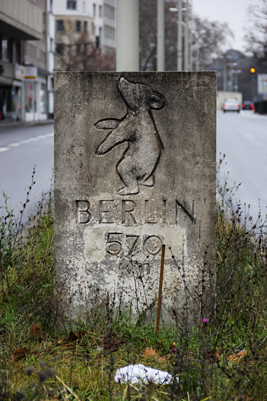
[56, 43, 64, 56]
[93, 3, 96, 16]
[50, 38, 53, 51]
[24, 82, 37, 113]
[48, 76, 54, 91]
[50, 0, 53, 12]
[29, 44, 36, 59]
[1, 40, 9, 61]
[91, 22, 95, 35]
[40, 83, 47, 114]
[56, 20, 64, 32]
[99, 5, 102, 17]
[76, 20, 81, 32]
[43, 11, 46, 30]
[84, 21, 87, 33]
[40, 50, 46, 64]
[104, 25, 115, 40]
[99, 27, 102, 37]
[15, 42, 21, 63]
[104, 4, 115, 19]
[67, 0, 76, 10]
[76, 43, 81, 56]
[83, 1, 86, 13]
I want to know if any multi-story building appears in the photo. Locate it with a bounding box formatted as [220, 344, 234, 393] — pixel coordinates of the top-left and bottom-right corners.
[0, 0, 43, 121]
[54, 0, 116, 71]
[22, 0, 55, 121]
[92, 0, 116, 52]
[0, 0, 54, 122]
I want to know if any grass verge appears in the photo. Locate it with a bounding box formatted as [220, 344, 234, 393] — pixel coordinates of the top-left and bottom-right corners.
[0, 170, 267, 400]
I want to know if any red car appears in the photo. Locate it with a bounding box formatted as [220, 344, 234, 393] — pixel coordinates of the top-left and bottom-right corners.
[242, 101, 255, 110]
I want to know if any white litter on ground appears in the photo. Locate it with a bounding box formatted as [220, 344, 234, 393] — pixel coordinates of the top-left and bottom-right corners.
[114, 364, 175, 385]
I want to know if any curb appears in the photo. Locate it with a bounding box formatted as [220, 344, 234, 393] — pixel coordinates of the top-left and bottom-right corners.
[0, 119, 54, 131]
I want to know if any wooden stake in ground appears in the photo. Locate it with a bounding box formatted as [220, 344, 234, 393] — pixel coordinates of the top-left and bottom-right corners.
[156, 244, 165, 332]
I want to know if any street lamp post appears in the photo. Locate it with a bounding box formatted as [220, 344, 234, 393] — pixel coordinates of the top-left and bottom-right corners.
[233, 69, 242, 92]
[227, 61, 237, 92]
[177, 0, 182, 71]
[223, 56, 227, 91]
[170, 1, 185, 71]
[189, 0, 193, 71]
[184, 0, 189, 71]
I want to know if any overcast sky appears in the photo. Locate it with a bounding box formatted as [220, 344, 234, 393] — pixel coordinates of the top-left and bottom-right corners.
[193, 0, 260, 53]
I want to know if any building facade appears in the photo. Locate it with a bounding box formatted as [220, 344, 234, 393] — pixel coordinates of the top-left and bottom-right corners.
[0, 0, 54, 122]
[22, 0, 49, 121]
[92, 0, 116, 52]
[54, 0, 116, 71]
[0, 0, 43, 122]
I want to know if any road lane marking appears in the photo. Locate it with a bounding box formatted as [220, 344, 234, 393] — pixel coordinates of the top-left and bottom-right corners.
[20, 139, 34, 144]
[2, 133, 54, 152]
[9, 143, 20, 147]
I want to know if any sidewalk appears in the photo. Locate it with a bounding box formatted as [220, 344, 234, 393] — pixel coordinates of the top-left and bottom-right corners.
[0, 119, 54, 131]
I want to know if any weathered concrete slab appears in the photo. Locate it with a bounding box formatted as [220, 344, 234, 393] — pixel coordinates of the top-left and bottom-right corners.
[54, 72, 216, 324]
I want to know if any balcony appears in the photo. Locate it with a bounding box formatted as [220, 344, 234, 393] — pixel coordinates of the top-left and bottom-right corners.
[0, 0, 42, 41]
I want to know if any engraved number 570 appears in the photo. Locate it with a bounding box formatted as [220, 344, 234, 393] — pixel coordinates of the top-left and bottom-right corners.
[105, 232, 163, 256]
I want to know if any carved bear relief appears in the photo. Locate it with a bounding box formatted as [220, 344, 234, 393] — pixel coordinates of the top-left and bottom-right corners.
[95, 77, 165, 195]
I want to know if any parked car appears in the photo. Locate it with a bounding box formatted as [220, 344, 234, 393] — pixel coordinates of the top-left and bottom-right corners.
[242, 101, 255, 111]
[223, 99, 240, 113]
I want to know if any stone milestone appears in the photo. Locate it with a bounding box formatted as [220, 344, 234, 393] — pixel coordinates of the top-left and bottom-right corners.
[54, 72, 216, 323]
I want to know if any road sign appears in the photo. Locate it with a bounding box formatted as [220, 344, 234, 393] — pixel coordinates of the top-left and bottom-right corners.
[15, 65, 37, 80]
[258, 74, 267, 94]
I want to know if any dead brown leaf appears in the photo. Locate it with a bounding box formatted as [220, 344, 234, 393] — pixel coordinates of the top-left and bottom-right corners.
[144, 346, 158, 358]
[58, 330, 86, 348]
[30, 323, 45, 339]
[228, 350, 248, 363]
[13, 347, 30, 361]
[66, 330, 86, 342]
[60, 343, 74, 349]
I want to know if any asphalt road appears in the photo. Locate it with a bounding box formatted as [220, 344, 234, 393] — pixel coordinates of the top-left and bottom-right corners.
[0, 111, 266, 225]
[0, 124, 54, 223]
[217, 110, 267, 223]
